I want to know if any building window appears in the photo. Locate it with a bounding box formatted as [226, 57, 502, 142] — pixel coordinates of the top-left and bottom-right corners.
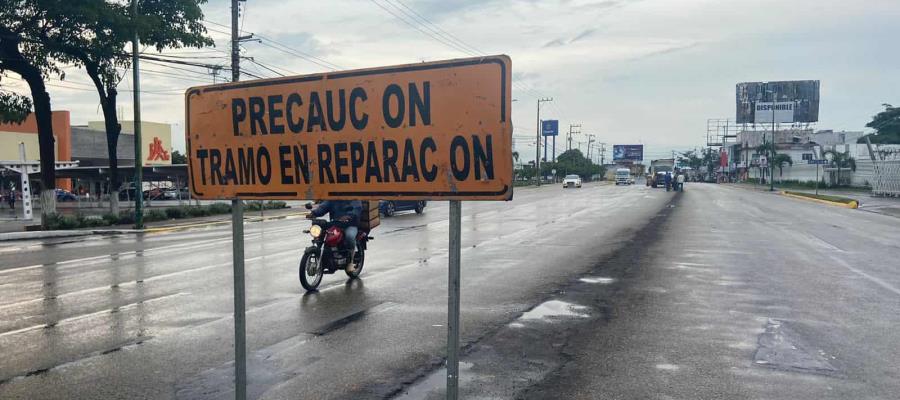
[802, 153, 813, 161]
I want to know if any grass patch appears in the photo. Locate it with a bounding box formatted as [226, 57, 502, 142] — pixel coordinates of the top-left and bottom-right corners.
[784, 191, 857, 204]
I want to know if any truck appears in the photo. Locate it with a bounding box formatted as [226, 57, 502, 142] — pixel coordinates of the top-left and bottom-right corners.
[648, 159, 675, 188]
[614, 168, 632, 185]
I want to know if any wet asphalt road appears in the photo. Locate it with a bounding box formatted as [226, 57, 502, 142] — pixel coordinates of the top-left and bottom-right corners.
[0, 182, 671, 399]
[3, 182, 899, 399]
[519, 184, 900, 400]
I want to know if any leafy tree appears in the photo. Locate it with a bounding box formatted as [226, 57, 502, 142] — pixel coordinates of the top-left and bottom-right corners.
[171, 150, 187, 164]
[0, 91, 32, 124]
[0, 0, 68, 217]
[860, 104, 900, 144]
[47, 0, 212, 213]
[681, 150, 703, 171]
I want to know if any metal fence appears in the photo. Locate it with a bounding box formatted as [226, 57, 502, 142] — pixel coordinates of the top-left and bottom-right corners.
[871, 160, 900, 197]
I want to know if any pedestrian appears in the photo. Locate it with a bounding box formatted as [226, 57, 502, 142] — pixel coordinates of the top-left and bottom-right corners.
[664, 172, 672, 192]
[676, 172, 685, 191]
[6, 189, 16, 210]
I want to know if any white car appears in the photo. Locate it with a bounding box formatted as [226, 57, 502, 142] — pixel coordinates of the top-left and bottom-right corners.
[562, 174, 582, 188]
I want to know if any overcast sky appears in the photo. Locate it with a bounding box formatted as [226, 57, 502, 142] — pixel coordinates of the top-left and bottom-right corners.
[8, 0, 899, 162]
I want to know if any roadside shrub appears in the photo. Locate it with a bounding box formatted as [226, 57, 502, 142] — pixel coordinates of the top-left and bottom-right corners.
[267, 200, 287, 209]
[183, 206, 205, 217]
[144, 209, 168, 222]
[207, 202, 232, 214]
[43, 213, 76, 230]
[165, 207, 186, 219]
[244, 200, 287, 211]
[101, 213, 120, 226]
[117, 212, 135, 225]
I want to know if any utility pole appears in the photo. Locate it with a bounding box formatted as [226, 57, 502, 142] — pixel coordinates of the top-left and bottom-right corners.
[599, 142, 606, 166]
[535, 97, 553, 186]
[567, 124, 580, 151]
[231, 2, 247, 400]
[131, 0, 143, 229]
[587, 134, 595, 161]
[231, 0, 240, 82]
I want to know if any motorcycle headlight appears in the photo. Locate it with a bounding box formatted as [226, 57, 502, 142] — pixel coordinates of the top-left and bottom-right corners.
[309, 225, 322, 238]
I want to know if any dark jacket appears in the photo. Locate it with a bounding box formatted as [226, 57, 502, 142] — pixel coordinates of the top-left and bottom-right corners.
[309, 200, 362, 225]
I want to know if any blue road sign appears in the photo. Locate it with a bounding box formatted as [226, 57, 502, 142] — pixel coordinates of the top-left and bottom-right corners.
[541, 120, 559, 136]
[807, 159, 828, 165]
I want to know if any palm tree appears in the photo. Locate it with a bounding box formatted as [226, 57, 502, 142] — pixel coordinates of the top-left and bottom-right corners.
[822, 149, 856, 186]
[773, 154, 793, 181]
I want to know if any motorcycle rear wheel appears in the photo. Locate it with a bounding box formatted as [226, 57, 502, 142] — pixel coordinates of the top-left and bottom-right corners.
[345, 249, 365, 279]
[299, 251, 324, 291]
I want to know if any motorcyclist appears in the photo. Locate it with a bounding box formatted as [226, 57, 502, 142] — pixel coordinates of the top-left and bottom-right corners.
[306, 200, 363, 272]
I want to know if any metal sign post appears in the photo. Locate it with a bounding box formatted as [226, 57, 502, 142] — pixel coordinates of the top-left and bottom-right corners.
[185, 55, 512, 400]
[231, 199, 247, 400]
[446, 200, 462, 399]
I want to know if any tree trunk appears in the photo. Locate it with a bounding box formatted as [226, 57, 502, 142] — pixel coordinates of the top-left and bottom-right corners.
[102, 93, 121, 215]
[85, 62, 123, 215]
[21, 66, 57, 220]
[0, 32, 58, 221]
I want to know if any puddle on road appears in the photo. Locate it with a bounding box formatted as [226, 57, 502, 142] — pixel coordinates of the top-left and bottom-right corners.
[580, 276, 615, 284]
[519, 300, 590, 321]
[655, 363, 680, 371]
[394, 362, 473, 400]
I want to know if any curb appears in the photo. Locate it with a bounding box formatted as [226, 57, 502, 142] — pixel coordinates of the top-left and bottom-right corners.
[781, 191, 859, 209]
[0, 211, 308, 241]
[0, 230, 94, 241]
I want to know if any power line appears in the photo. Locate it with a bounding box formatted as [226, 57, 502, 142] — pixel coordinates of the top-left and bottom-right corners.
[203, 18, 342, 71]
[369, 0, 477, 57]
[392, 0, 486, 56]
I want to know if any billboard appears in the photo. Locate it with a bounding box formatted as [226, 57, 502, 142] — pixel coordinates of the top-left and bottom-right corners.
[736, 80, 819, 123]
[541, 120, 558, 136]
[754, 102, 794, 124]
[186, 55, 513, 201]
[613, 144, 643, 161]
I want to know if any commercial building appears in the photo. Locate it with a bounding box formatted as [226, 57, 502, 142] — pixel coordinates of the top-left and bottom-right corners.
[1, 110, 177, 198]
[0, 111, 73, 190]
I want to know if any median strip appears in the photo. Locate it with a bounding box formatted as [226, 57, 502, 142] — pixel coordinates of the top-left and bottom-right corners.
[781, 191, 859, 209]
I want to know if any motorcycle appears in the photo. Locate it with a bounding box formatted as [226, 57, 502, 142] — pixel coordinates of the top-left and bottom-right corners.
[299, 205, 372, 291]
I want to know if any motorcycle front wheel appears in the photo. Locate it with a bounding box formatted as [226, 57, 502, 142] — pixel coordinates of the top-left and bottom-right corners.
[299, 251, 324, 291]
[345, 249, 365, 279]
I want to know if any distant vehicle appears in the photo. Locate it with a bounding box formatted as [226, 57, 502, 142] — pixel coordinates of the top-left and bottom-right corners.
[648, 159, 675, 188]
[615, 168, 632, 185]
[562, 174, 582, 188]
[379, 200, 426, 217]
[55, 189, 78, 202]
[162, 187, 189, 200]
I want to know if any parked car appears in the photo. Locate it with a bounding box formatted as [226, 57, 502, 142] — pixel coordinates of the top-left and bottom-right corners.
[379, 200, 426, 217]
[162, 187, 189, 200]
[562, 174, 582, 188]
[55, 189, 78, 202]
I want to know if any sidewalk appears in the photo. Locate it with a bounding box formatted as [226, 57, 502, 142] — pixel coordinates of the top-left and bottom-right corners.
[726, 183, 900, 218]
[0, 207, 306, 241]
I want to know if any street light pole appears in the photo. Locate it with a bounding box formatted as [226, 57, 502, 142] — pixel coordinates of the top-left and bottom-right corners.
[770, 88, 776, 192]
[536, 97, 552, 186]
[131, 0, 143, 229]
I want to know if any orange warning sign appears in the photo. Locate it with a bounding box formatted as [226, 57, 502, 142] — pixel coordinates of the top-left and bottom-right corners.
[186, 55, 513, 201]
